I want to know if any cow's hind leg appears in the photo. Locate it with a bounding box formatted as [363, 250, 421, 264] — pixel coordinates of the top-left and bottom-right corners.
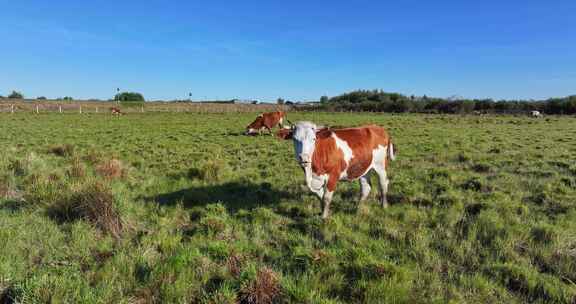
[374, 165, 390, 208]
[359, 175, 372, 203]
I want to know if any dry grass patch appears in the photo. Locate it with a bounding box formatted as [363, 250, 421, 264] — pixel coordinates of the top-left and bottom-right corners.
[240, 267, 281, 304]
[67, 157, 86, 179]
[96, 159, 127, 180]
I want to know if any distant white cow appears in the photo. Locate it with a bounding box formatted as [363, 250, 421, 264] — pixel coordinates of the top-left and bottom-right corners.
[531, 111, 542, 118]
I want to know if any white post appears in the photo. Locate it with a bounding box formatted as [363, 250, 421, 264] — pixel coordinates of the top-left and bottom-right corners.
[59, 105, 62, 113]
[79, 105, 82, 114]
[36, 105, 39, 114]
[96, 106, 99, 113]
[141, 105, 144, 113]
[11, 104, 14, 114]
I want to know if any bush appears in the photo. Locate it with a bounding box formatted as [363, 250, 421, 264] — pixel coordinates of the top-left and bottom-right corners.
[36, 96, 47, 100]
[114, 92, 145, 102]
[8, 91, 23, 99]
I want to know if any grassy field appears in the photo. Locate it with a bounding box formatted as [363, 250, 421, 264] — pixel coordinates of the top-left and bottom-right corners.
[1, 112, 575, 303]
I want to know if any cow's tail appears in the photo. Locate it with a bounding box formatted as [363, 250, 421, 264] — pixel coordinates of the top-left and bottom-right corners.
[388, 140, 396, 161]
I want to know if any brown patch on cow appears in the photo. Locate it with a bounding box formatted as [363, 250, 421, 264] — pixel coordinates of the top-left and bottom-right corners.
[311, 125, 391, 191]
[311, 132, 346, 192]
[246, 111, 286, 133]
[276, 128, 293, 140]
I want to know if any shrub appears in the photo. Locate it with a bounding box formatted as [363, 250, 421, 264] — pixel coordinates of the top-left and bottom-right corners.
[36, 96, 47, 100]
[8, 91, 23, 99]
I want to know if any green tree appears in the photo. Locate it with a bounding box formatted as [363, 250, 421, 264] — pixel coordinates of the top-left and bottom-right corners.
[320, 96, 329, 103]
[8, 91, 23, 99]
[114, 92, 145, 102]
[276, 98, 285, 105]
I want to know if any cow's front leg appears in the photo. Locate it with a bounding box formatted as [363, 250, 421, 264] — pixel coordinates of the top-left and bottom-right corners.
[321, 190, 334, 219]
[322, 175, 338, 219]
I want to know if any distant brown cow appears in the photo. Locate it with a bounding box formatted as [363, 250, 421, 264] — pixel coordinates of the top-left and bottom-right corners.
[245, 111, 286, 135]
[110, 107, 122, 115]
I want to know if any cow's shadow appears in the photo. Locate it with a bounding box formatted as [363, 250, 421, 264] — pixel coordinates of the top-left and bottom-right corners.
[145, 180, 294, 211]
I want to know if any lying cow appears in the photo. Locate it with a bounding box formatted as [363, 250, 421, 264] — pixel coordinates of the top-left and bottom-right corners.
[110, 107, 122, 115]
[245, 111, 286, 135]
[278, 121, 395, 218]
[531, 110, 542, 118]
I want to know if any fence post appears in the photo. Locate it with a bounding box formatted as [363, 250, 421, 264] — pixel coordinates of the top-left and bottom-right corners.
[36, 105, 39, 114]
[59, 105, 62, 113]
[96, 107, 99, 113]
[11, 104, 14, 114]
[79, 105, 82, 114]
[141, 105, 144, 113]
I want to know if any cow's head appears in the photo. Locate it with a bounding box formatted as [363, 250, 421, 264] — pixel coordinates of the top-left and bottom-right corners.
[245, 115, 264, 135]
[277, 121, 320, 168]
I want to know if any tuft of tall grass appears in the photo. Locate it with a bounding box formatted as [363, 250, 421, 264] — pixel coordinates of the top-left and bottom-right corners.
[239, 267, 281, 304]
[96, 159, 127, 180]
[48, 144, 75, 157]
[47, 181, 123, 239]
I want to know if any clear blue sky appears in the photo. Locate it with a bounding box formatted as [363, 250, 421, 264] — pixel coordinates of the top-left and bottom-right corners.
[1, 0, 574, 101]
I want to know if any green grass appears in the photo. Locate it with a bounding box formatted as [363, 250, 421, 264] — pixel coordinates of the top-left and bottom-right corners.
[1, 112, 576, 303]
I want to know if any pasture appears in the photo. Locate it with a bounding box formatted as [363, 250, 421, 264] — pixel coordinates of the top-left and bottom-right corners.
[1, 112, 575, 303]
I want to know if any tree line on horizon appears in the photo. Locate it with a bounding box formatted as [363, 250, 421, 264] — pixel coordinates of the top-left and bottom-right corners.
[3, 89, 576, 114]
[314, 90, 576, 115]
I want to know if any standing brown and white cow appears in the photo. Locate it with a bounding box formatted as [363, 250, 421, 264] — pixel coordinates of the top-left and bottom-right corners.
[278, 121, 395, 219]
[245, 111, 286, 135]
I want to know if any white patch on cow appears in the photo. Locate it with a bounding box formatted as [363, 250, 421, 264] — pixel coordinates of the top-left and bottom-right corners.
[307, 172, 327, 199]
[372, 145, 387, 168]
[332, 134, 354, 179]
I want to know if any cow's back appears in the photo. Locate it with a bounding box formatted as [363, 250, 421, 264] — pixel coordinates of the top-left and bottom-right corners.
[333, 125, 390, 179]
[263, 111, 284, 127]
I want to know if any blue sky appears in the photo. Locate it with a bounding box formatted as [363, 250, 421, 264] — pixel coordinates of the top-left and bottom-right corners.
[1, 0, 574, 101]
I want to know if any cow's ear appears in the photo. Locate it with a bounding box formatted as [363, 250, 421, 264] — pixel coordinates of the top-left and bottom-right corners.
[276, 128, 293, 140]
